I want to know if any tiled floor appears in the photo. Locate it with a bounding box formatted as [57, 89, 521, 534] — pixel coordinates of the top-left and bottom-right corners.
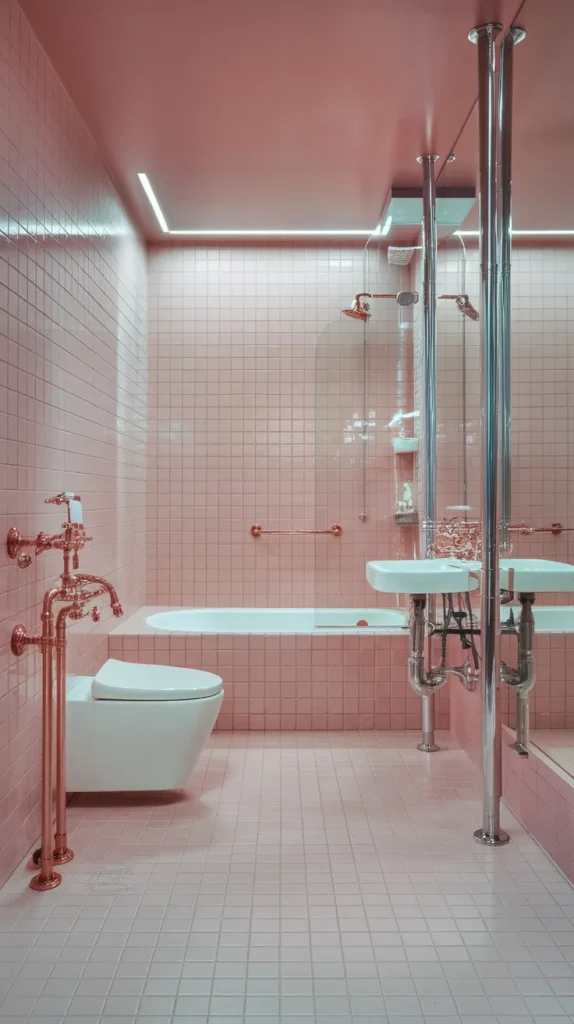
[532, 730, 574, 779]
[2, 731, 574, 1023]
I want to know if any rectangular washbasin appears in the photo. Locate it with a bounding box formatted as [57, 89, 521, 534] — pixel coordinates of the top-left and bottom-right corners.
[500, 558, 574, 593]
[366, 557, 574, 597]
[366, 558, 481, 595]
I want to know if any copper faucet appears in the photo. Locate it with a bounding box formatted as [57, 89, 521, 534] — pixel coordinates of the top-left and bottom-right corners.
[9, 495, 123, 892]
[73, 574, 123, 617]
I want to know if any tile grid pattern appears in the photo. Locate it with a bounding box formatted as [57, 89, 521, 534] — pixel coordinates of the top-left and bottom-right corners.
[108, 610, 449, 732]
[146, 246, 414, 610]
[2, 732, 574, 1024]
[0, 0, 147, 886]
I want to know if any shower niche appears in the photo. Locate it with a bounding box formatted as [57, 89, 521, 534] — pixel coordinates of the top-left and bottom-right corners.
[392, 436, 419, 525]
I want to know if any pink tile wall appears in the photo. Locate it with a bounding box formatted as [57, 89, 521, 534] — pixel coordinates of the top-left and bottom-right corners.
[0, 1, 147, 885]
[502, 724, 574, 886]
[147, 246, 417, 609]
[108, 626, 450, 732]
[451, 652, 574, 885]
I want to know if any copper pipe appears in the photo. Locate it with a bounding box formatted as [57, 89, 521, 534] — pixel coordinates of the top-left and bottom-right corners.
[53, 606, 74, 866]
[509, 521, 569, 536]
[30, 586, 62, 892]
[10, 492, 124, 892]
[251, 524, 342, 537]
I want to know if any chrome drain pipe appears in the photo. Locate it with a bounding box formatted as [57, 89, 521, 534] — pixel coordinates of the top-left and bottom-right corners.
[408, 597, 447, 700]
[408, 597, 480, 730]
[501, 594, 536, 756]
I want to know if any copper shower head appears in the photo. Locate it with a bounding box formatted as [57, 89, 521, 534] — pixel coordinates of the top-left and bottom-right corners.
[455, 294, 480, 321]
[439, 294, 480, 321]
[342, 294, 372, 321]
[342, 290, 418, 321]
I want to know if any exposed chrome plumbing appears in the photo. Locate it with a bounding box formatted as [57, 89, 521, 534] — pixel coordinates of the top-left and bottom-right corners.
[408, 595, 479, 700]
[408, 597, 446, 696]
[501, 593, 536, 757]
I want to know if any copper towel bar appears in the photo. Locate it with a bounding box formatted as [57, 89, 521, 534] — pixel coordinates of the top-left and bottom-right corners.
[251, 524, 342, 538]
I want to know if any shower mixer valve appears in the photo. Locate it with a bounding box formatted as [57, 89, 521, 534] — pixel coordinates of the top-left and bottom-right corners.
[6, 492, 92, 570]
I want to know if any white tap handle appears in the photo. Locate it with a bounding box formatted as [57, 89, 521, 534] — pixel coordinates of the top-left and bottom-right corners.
[68, 500, 83, 524]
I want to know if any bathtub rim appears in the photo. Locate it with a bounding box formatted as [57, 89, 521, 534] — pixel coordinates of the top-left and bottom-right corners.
[110, 605, 411, 637]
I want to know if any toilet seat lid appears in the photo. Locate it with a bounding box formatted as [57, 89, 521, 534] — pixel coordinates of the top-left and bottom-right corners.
[92, 659, 223, 701]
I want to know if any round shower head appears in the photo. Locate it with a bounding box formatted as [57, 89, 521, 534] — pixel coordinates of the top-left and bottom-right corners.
[342, 294, 372, 322]
[343, 307, 370, 322]
[396, 290, 419, 307]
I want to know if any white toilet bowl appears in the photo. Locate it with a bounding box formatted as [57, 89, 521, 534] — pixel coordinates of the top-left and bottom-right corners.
[66, 659, 223, 792]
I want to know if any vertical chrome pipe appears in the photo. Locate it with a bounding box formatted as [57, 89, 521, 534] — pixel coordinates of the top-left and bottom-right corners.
[470, 22, 509, 846]
[417, 153, 439, 753]
[498, 27, 525, 552]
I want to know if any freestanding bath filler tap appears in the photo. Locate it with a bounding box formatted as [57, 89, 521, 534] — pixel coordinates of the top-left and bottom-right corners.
[7, 493, 123, 891]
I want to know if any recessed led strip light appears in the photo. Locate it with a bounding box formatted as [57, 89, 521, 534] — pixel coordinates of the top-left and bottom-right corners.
[455, 229, 574, 237]
[137, 173, 379, 237]
[137, 173, 169, 233]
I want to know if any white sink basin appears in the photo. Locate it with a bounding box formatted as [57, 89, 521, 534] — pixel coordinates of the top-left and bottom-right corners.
[500, 558, 574, 593]
[366, 558, 481, 595]
[366, 557, 574, 597]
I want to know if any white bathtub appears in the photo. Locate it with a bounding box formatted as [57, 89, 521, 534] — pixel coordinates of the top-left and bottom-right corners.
[146, 607, 409, 634]
[527, 606, 574, 632]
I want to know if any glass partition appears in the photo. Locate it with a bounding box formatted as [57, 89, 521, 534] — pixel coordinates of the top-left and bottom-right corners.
[313, 241, 418, 627]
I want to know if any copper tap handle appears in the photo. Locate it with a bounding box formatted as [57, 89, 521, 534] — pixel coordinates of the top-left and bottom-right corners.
[45, 492, 81, 505]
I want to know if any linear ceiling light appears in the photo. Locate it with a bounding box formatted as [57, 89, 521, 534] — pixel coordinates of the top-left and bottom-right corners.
[137, 173, 169, 232]
[138, 173, 379, 237]
[455, 229, 574, 237]
[169, 229, 374, 236]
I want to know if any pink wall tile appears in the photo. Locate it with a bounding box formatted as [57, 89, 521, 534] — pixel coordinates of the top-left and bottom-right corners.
[146, 245, 418, 609]
[502, 725, 574, 886]
[0, 0, 147, 885]
[107, 622, 449, 732]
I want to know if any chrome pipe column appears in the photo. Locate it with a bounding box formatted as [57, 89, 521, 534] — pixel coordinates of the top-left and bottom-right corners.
[515, 594, 535, 754]
[498, 27, 525, 552]
[470, 22, 509, 846]
[417, 153, 439, 753]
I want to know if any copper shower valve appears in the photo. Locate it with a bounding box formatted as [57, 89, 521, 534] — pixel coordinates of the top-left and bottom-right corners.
[6, 523, 93, 570]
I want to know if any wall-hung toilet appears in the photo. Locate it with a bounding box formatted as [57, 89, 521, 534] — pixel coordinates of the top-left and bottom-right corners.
[66, 659, 223, 792]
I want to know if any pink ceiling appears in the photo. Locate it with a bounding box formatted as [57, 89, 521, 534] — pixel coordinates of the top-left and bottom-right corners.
[440, 0, 574, 230]
[20, 0, 527, 240]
